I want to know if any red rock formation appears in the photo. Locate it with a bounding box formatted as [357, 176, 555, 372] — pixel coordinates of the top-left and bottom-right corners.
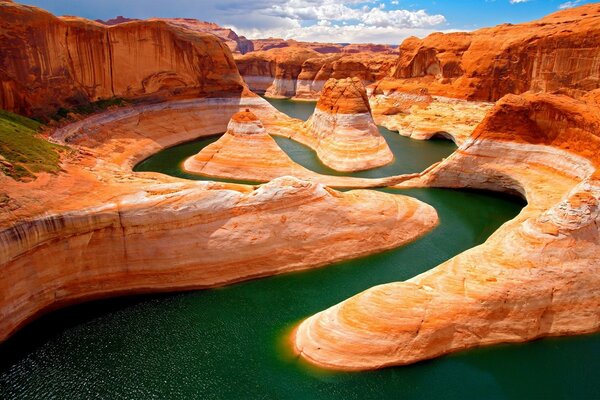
[97, 17, 254, 54]
[304, 78, 393, 171]
[251, 38, 343, 53]
[235, 47, 322, 97]
[0, 2, 245, 117]
[0, 95, 437, 342]
[388, 4, 600, 101]
[236, 48, 397, 99]
[294, 53, 397, 99]
[295, 91, 600, 370]
[341, 43, 398, 54]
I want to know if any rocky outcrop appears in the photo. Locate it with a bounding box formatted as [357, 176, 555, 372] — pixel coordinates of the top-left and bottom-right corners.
[0, 94, 437, 342]
[97, 16, 254, 54]
[294, 53, 397, 100]
[183, 109, 398, 186]
[0, 2, 245, 117]
[368, 82, 492, 144]
[294, 91, 600, 370]
[235, 47, 322, 97]
[251, 39, 343, 53]
[235, 48, 396, 99]
[304, 78, 393, 171]
[387, 4, 600, 101]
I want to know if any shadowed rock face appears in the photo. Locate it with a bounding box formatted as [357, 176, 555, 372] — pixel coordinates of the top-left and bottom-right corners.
[0, 2, 246, 117]
[388, 3, 600, 101]
[235, 47, 397, 99]
[295, 91, 600, 370]
[305, 78, 393, 171]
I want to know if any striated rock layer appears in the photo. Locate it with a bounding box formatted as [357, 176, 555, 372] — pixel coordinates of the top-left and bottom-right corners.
[235, 47, 397, 99]
[386, 4, 600, 102]
[0, 1, 245, 117]
[368, 83, 492, 145]
[295, 91, 600, 370]
[183, 109, 398, 186]
[0, 94, 438, 342]
[304, 78, 393, 171]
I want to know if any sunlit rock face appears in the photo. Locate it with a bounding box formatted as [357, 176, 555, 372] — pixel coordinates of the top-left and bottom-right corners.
[295, 91, 600, 371]
[0, 1, 246, 117]
[386, 4, 600, 101]
[304, 78, 393, 171]
[183, 110, 308, 180]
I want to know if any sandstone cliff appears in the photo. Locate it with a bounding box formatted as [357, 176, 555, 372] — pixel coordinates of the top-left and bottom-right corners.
[235, 48, 396, 99]
[304, 78, 393, 171]
[295, 91, 600, 370]
[387, 4, 600, 101]
[0, 1, 245, 117]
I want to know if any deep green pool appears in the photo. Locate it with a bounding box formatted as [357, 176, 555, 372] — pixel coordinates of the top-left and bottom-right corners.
[1, 99, 598, 400]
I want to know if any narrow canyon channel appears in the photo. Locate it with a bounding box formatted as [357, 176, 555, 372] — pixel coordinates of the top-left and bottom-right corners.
[1, 99, 598, 399]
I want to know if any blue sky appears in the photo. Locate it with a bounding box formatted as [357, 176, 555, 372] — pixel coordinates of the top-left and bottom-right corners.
[22, 0, 598, 44]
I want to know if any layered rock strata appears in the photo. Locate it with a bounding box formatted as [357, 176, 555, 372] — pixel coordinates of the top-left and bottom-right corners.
[235, 48, 396, 99]
[183, 109, 397, 186]
[386, 4, 600, 101]
[368, 83, 492, 145]
[304, 78, 393, 171]
[295, 92, 600, 370]
[0, 94, 437, 342]
[293, 53, 397, 100]
[0, 1, 245, 117]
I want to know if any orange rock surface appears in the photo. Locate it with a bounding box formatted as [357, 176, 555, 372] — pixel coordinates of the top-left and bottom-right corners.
[183, 109, 400, 186]
[294, 53, 397, 100]
[295, 91, 600, 370]
[368, 83, 492, 144]
[235, 47, 397, 99]
[304, 78, 393, 171]
[0, 1, 245, 117]
[235, 47, 322, 98]
[0, 94, 437, 342]
[386, 4, 600, 101]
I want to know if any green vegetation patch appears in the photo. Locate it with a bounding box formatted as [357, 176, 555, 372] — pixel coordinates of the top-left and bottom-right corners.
[0, 109, 66, 181]
[52, 98, 126, 120]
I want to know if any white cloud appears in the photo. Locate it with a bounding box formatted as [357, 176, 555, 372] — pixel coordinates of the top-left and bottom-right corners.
[232, 23, 462, 45]
[509, 0, 529, 3]
[558, 0, 582, 9]
[225, 0, 447, 44]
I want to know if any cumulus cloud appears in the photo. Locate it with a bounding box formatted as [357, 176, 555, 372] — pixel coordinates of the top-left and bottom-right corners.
[232, 23, 460, 45]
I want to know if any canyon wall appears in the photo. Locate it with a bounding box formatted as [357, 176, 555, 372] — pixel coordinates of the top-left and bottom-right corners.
[235, 47, 397, 99]
[0, 1, 245, 117]
[387, 4, 600, 101]
[295, 91, 600, 370]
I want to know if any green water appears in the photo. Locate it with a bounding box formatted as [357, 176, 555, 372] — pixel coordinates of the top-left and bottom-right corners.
[1, 99, 598, 400]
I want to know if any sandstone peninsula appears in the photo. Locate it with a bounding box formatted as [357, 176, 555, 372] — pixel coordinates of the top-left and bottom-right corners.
[295, 91, 600, 369]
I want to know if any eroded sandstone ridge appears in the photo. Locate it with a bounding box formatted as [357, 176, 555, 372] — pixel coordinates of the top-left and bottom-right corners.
[305, 78, 393, 171]
[183, 109, 399, 186]
[294, 91, 600, 370]
[0, 1, 245, 117]
[0, 90, 438, 342]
